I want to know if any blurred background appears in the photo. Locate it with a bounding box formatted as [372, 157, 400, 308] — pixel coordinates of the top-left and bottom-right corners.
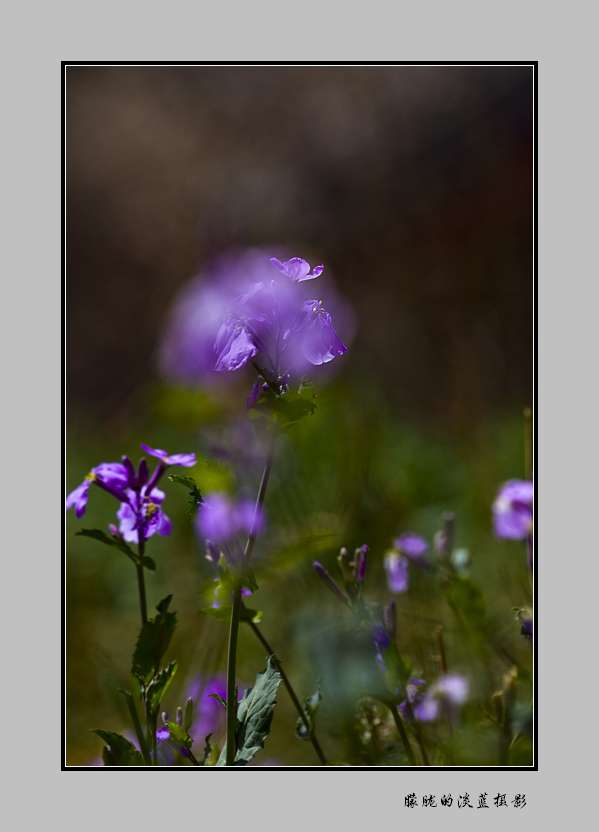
[66, 65, 534, 766]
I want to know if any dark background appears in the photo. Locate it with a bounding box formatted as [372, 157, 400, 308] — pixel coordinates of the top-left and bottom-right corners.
[67, 64, 533, 433]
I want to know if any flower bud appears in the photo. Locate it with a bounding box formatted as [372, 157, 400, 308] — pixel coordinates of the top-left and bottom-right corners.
[161, 711, 169, 725]
[314, 561, 350, 605]
[434, 512, 455, 559]
[357, 545, 369, 583]
[137, 457, 149, 488]
[184, 697, 193, 732]
[337, 548, 355, 583]
[176, 706, 183, 726]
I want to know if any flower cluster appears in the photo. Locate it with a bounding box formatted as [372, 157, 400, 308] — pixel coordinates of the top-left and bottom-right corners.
[214, 256, 347, 396]
[66, 444, 196, 543]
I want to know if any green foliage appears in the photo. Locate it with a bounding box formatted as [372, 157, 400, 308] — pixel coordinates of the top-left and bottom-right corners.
[216, 657, 282, 766]
[249, 387, 317, 432]
[75, 528, 137, 563]
[92, 730, 145, 766]
[444, 575, 488, 636]
[145, 661, 178, 718]
[168, 474, 203, 519]
[199, 605, 262, 623]
[164, 721, 193, 751]
[131, 596, 177, 685]
[296, 684, 323, 741]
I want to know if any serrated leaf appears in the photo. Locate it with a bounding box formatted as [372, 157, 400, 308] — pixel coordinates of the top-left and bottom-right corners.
[296, 684, 323, 741]
[145, 661, 178, 717]
[198, 606, 262, 623]
[131, 596, 177, 685]
[92, 730, 145, 766]
[168, 474, 204, 518]
[216, 657, 282, 766]
[445, 576, 488, 635]
[76, 529, 138, 563]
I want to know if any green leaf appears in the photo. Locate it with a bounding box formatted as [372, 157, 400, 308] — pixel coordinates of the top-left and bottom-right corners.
[380, 640, 412, 690]
[76, 529, 138, 563]
[131, 596, 177, 685]
[444, 576, 488, 635]
[198, 606, 262, 623]
[249, 389, 317, 432]
[164, 721, 193, 751]
[168, 474, 204, 519]
[296, 683, 323, 741]
[207, 693, 227, 710]
[141, 556, 156, 572]
[145, 661, 178, 718]
[92, 730, 145, 766]
[216, 657, 282, 766]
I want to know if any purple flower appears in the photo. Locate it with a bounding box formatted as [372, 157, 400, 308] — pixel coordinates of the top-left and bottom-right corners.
[66, 462, 130, 518]
[414, 673, 469, 723]
[197, 492, 262, 546]
[394, 533, 429, 567]
[269, 256, 324, 282]
[493, 479, 533, 540]
[398, 678, 427, 723]
[384, 552, 410, 593]
[117, 485, 172, 543]
[289, 299, 347, 365]
[187, 675, 229, 744]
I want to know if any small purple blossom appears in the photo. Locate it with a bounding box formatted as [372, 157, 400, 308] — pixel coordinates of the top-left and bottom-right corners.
[384, 552, 410, 593]
[398, 678, 427, 723]
[197, 492, 262, 546]
[414, 673, 469, 723]
[493, 479, 534, 540]
[66, 462, 130, 518]
[394, 533, 429, 567]
[269, 256, 324, 282]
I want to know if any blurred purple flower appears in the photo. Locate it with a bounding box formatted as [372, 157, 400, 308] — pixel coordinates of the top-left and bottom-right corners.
[414, 673, 469, 723]
[197, 492, 262, 546]
[158, 247, 354, 387]
[370, 621, 390, 652]
[394, 533, 429, 567]
[493, 479, 534, 540]
[187, 675, 229, 744]
[66, 462, 129, 518]
[117, 485, 172, 543]
[289, 299, 347, 366]
[269, 256, 324, 282]
[398, 678, 427, 723]
[384, 552, 410, 593]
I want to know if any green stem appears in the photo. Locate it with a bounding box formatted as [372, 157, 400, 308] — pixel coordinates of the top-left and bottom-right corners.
[224, 435, 278, 767]
[225, 580, 243, 766]
[246, 614, 329, 765]
[136, 538, 148, 626]
[122, 690, 151, 765]
[387, 702, 417, 766]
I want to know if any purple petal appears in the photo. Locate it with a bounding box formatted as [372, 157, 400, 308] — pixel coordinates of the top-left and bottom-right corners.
[65, 479, 92, 518]
[394, 533, 428, 558]
[414, 698, 439, 722]
[164, 453, 196, 467]
[140, 444, 168, 462]
[384, 553, 409, 593]
[157, 511, 172, 537]
[247, 379, 261, 410]
[214, 324, 260, 372]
